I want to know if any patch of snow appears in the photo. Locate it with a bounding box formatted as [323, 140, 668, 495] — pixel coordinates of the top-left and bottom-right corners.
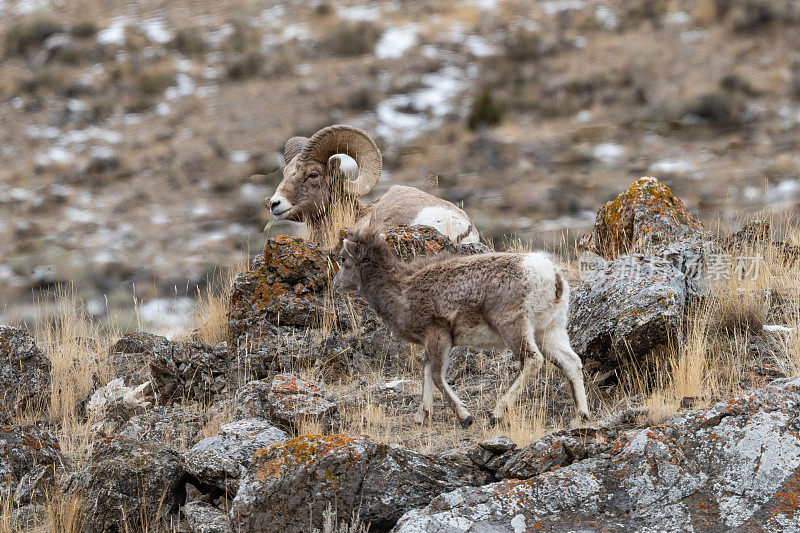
[680, 29, 708, 43]
[141, 18, 172, 44]
[35, 147, 73, 167]
[464, 35, 499, 57]
[593, 143, 625, 165]
[240, 182, 266, 199]
[123, 113, 141, 125]
[206, 24, 234, 48]
[542, 0, 586, 15]
[337, 5, 380, 21]
[577, 110, 593, 122]
[375, 25, 418, 59]
[203, 67, 221, 80]
[85, 298, 106, 316]
[15, 0, 47, 14]
[283, 24, 311, 41]
[595, 6, 618, 30]
[763, 325, 793, 333]
[230, 150, 249, 163]
[260, 4, 285, 23]
[11, 97, 23, 110]
[766, 179, 800, 205]
[165, 73, 195, 99]
[381, 379, 410, 389]
[742, 186, 762, 202]
[649, 159, 695, 175]
[150, 212, 170, 225]
[574, 35, 588, 48]
[97, 17, 129, 46]
[156, 102, 171, 115]
[138, 297, 195, 339]
[9, 188, 36, 202]
[665, 11, 691, 25]
[65, 207, 94, 223]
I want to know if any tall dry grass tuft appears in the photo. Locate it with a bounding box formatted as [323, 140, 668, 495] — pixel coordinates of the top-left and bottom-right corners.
[192, 256, 249, 345]
[33, 286, 116, 465]
[310, 190, 361, 249]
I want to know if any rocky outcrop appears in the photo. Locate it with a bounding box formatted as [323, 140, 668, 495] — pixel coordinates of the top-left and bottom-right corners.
[183, 418, 288, 496]
[394, 376, 800, 532]
[119, 405, 207, 450]
[0, 327, 51, 421]
[267, 373, 337, 432]
[108, 332, 231, 404]
[149, 340, 230, 404]
[0, 425, 63, 501]
[64, 436, 185, 533]
[578, 176, 711, 258]
[568, 254, 689, 365]
[231, 434, 490, 532]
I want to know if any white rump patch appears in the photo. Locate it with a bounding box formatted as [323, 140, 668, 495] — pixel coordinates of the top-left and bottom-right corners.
[412, 206, 475, 243]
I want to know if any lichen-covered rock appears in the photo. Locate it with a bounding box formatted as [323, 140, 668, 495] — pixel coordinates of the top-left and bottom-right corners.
[120, 405, 207, 450]
[377, 225, 490, 260]
[63, 436, 185, 533]
[227, 235, 337, 337]
[578, 177, 710, 259]
[267, 374, 337, 432]
[0, 425, 62, 500]
[149, 340, 230, 404]
[568, 254, 688, 365]
[232, 379, 272, 420]
[183, 418, 288, 496]
[231, 434, 489, 532]
[394, 377, 800, 532]
[109, 331, 167, 383]
[497, 429, 609, 480]
[0, 327, 51, 421]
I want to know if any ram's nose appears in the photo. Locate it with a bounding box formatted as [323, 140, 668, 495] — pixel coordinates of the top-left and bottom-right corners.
[269, 194, 291, 216]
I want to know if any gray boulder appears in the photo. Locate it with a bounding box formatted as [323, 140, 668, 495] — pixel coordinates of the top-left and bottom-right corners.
[267, 373, 337, 432]
[63, 436, 185, 533]
[568, 254, 689, 365]
[0, 327, 51, 421]
[149, 340, 230, 404]
[0, 425, 62, 500]
[394, 376, 800, 532]
[231, 434, 489, 532]
[120, 405, 207, 450]
[183, 418, 288, 496]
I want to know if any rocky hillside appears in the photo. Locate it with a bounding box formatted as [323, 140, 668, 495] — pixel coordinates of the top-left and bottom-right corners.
[3, 0, 800, 331]
[1, 177, 799, 531]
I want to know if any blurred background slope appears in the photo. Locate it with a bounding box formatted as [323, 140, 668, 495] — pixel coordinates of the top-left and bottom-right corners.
[1, 0, 800, 332]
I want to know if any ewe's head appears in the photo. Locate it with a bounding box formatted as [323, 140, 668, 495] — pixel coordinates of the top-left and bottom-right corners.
[332, 229, 389, 294]
[268, 125, 382, 223]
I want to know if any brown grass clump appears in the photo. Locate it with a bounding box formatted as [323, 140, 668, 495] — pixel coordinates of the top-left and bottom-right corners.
[193, 257, 249, 346]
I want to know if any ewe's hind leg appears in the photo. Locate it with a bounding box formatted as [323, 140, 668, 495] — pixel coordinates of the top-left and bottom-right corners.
[413, 358, 434, 425]
[426, 328, 473, 428]
[492, 322, 544, 422]
[539, 325, 591, 423]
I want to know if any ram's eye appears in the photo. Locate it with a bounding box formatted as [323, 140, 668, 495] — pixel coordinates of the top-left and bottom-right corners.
[306, 172, 319, 181]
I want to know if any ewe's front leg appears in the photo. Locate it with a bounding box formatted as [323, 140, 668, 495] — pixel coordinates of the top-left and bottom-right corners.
[426, 329, 473, 428]
[414, 359, 434, 424]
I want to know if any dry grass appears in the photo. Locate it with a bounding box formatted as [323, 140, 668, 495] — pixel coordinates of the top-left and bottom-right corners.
[193, 257, 249, 345]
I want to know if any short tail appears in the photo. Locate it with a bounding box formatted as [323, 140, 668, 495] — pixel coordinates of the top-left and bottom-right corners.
[554, 267, 564, 303]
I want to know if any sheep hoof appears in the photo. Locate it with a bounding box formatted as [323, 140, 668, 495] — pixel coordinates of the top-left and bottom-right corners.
[460, 416, 474, 429]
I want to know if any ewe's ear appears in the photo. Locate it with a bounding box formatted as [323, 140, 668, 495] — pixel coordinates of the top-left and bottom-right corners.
[327, 156, 342, 173]
[342, 239, 357, 257]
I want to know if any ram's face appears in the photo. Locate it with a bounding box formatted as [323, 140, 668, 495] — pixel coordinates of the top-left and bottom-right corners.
[332, 239, 360, 293]
[267, 157, 333, 222]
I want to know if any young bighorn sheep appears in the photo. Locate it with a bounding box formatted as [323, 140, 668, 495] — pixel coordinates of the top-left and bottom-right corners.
[267, 125, 479, 246]
[332, 229, 591, 428]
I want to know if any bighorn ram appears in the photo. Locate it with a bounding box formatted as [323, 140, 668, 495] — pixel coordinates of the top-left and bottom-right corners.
[332, 229, 591, 428]
[267, 125, 479, 245]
